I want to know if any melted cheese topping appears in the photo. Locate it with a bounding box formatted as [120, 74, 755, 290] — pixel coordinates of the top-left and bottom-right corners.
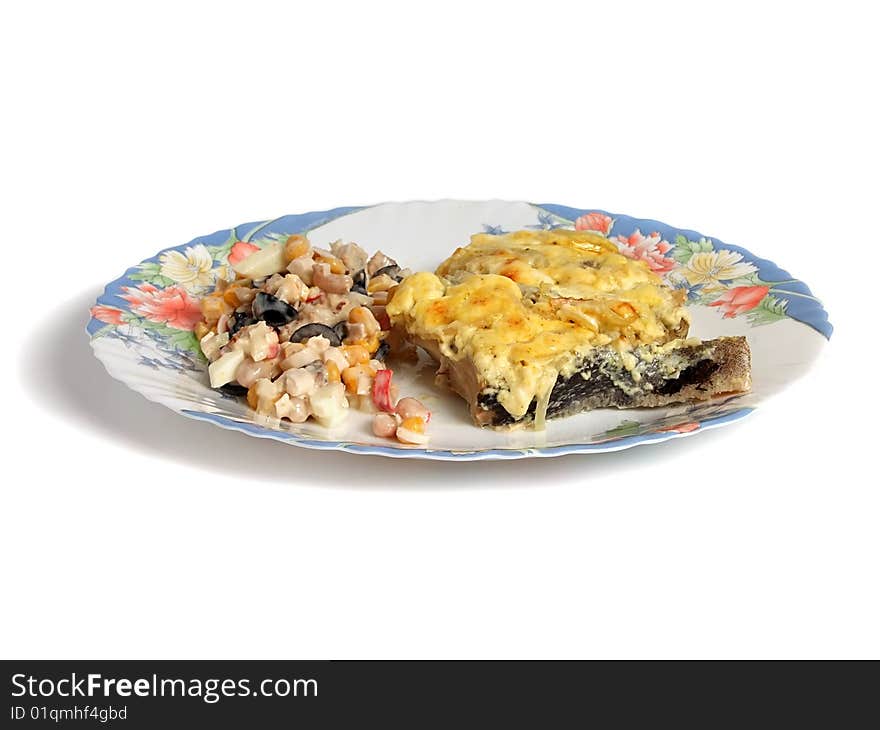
[387, 229, 690, 418]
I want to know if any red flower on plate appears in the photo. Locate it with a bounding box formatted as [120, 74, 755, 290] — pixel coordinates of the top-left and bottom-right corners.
[708, 285, 769, 318]
[120, 283, 203, 331]
[228, 241, 260, 266]
[574, 212, 613, 235]
[90, 305, 125, 325]
[615, 230, 677, 274]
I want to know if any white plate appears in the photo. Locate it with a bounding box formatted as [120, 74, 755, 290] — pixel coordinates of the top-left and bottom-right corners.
[88, 200, 831, 460]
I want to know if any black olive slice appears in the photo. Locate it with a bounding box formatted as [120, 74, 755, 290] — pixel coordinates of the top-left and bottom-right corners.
[288, 322, 342, 347]
[219, 382, 248, 396]
[253, 292, 298, 327]
[333, 321, 349, 343]
[351, 269, 368, 295]
[374, 341, 390, 361]
[229, 311, 257, 337]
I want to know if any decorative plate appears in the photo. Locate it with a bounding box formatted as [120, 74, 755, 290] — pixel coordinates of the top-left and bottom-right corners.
[88, 200, 831, 460]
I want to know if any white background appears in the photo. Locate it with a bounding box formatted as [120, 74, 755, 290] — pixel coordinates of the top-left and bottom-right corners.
[2, 1, 877, 659]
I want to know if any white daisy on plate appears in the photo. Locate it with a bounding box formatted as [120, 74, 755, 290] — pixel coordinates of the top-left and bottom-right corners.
[159, 244, 215, 292]
[681, 249, 756, 288]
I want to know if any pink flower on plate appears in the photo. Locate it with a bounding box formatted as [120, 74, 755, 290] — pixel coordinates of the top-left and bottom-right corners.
[708, 285, 769, 318]
[228, 241, 260, 266]
[574, 212, 613, 235]
[90, 305, 125, 325]
[615, 229, 676, 274]
[657, 421, 701, 434]
[120, 283, 203, 331]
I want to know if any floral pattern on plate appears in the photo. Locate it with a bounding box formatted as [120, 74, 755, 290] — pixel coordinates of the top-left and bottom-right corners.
[535, 206, 829, 333]
[88, 201, 831, 460]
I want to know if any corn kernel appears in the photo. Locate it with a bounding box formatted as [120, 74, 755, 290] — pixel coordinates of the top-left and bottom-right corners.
[349, 306, 381, 335]
[342, 345, 370, 365]
[284, 235, 310, 262]
[223, 289, 240, 306]
[246, 386, 258, 409]
[326, 360, 341, 384]
[341, 364, 376, 393]
[194, 321, 210, 340]
[341, 366, 359, 393]
[315, 254, 345, 275]
[399, 417, 425, 434]
[201, 296, 230, 325]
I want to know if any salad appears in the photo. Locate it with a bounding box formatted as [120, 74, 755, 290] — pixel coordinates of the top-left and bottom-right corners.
[194, 235, 430, 445]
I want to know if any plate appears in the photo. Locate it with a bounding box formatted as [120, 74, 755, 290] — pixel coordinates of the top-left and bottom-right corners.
[88, 200, 831, 460]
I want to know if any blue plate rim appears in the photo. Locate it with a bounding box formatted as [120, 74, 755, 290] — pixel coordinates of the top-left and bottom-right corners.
[87, 200, 830, 460]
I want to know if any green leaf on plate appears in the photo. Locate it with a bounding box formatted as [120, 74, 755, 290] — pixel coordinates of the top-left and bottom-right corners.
[205, 230, 239, 262]
[603, 419, 643, 439]
[116, 312, 204, 357]
[746, 293, 789, 326]
[671, 234, 714, 264]
[129, 261, 175, 288]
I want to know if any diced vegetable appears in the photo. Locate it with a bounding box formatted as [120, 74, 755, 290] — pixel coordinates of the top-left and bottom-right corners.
[309, 383, 349, 427]
[231, 242, 287, 278]
[208, 349, 246, 388]
[282, 346, 321, 370]
[234, 322, 279, 362]
[274, 394, 309, 422]
[287, 256, 315, 286]
[199, 331, 229, 361]
[307, 336, 331, 352]
[235, 357, 280, 388]
[322, 347, 349, 372]
[252, 378, 284, 415]
[282, 368, 317, 397]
